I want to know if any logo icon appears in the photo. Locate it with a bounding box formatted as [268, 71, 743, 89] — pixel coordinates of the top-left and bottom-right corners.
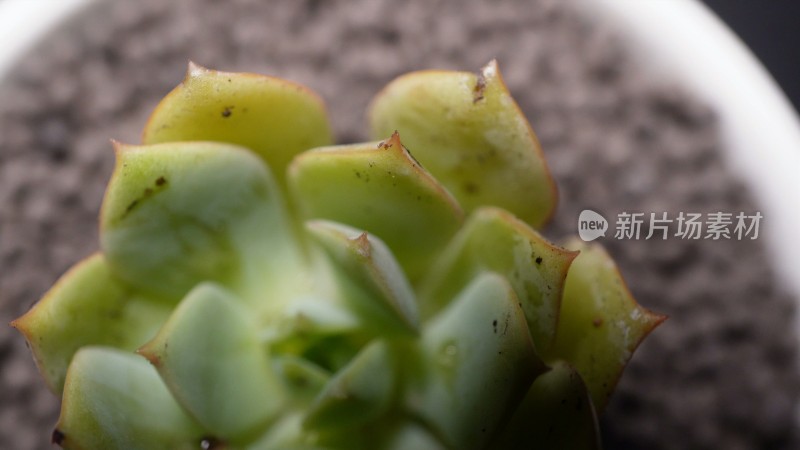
[578, 209, 608, 241]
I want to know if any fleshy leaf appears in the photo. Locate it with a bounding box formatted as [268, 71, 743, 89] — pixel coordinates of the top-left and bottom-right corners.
[380, 421, 446, 450]
[306, 220, 419, 335]
[138, 283, 285, 441]
[11, 254, 170, 393]
[55, 347, 203, 450]
[273, 356, 331, 405]
[278, 298, 362, 339]
[100, 141, 306, 307]
[288, 132, 464, 281]
[406, 272, 546, 450]
[304, 341, 395, 429]
[244, 414, 329, 450]
[369, 60, 557, 228]
[243, 415, 303, 450]
[543, 239, 666, 412]
[491, 360, 601, 450]
[142, 62, 333, 187]
[421, 207, 577, 350]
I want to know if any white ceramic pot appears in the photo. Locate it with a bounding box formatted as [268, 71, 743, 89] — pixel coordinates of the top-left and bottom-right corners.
[0, 0, 96, 81]
[579, 0, 800, 308]
[582, 0, 800, 427]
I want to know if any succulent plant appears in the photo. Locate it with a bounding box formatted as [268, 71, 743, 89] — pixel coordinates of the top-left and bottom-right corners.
[12, 61, 664, 450]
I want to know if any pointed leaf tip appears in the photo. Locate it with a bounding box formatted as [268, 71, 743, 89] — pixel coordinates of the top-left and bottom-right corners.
[135, 343, 161, 368]
[186, 60, 208, 79]
[545, 238, 666, 412]
[353, 232, 371, 258]
[10, 254, 169, 393]
[109, 138, 125, 152]
[378, 131, 403, 151]
[472, 60, 498, 103]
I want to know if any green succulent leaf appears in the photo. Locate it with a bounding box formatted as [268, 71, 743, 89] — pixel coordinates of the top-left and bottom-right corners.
[491, 360, 601, 450]
[100, 141, 306, 308]
[142, 62, 333, 187]
[139, 283, 285, 442]
[289, 133, 464, 282]
[543, 239, 666, 412]
[379, 421, 446, 450]
[274, 356, 331, 404]
[306, 220, 419, 336]
[244, 414, 328, 450]
[369, 60, 557, 228]
[421, 207, 577, 350]
[278, 297, 362, 339]
[406, 272, 546, 450]
[304, 340, 395, 430]
[55, 347, 203, 450]
[11, 254, 170, 393]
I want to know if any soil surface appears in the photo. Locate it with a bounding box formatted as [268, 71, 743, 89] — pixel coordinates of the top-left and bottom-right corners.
[1, 0, 797, 449]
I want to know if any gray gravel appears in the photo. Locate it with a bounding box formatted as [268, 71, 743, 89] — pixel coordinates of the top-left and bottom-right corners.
[0, 0, 797, 448]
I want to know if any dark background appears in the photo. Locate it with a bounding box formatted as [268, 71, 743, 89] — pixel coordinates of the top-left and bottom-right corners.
[702, 0, 800, 114]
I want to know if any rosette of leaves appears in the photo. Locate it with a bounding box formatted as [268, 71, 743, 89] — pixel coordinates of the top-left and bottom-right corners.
[12, 61, 664, 450]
